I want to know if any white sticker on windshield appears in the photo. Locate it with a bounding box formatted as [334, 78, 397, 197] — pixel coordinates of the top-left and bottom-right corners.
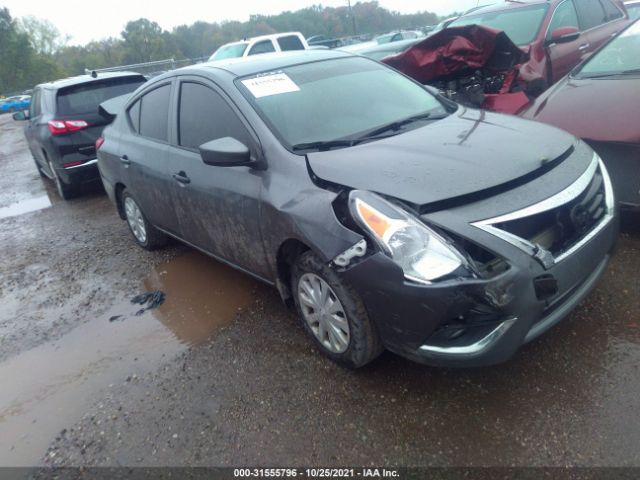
[242, 73, 300, 98]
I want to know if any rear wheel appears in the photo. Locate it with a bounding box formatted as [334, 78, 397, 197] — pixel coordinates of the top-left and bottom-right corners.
[292, 251, 383, 368]
[48, 159, 77, 200]
[122, 190, 167, 250]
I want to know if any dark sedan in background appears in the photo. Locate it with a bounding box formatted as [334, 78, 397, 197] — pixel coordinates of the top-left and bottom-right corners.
[522, 19, 640, 208]
[13, 71, 146, 199]
[97, 50, 616, 369]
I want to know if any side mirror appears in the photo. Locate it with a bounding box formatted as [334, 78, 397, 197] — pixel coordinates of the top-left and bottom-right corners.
[12, 110, 27, 121]
[548, 27, 580, 45]
[199, 137, 253, 167]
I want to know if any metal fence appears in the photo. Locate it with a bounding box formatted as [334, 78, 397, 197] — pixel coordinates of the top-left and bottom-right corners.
[84, 56, 210, 77]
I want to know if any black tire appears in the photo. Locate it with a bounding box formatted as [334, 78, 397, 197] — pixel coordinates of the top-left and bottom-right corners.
[48, 158, 77, 200]
[291, 251, 383, 368]
[121, 189, 167, 251]
[33, 157, 46, 178]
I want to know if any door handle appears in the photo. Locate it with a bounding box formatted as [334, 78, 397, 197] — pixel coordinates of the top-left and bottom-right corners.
[172, 172, 191, 185]
[119, 155, 131, 166]
[578, 43, 591, 51]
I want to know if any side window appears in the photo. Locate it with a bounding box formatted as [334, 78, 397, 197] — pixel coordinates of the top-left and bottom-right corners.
[139, 84, 171, 142]
[248, 40, 276, 56]
[599, 0, 623, 21]
[576, 0, 607, 30]
[548, 0, 580, 37]
[29, 90, 41, 118]
[277, 35, 305, 51]
[178, 82, 249, 150]
[128, 99, 141, 133]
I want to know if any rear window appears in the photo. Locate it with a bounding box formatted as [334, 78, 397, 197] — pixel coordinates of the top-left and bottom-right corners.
[56, 76, 145, 116]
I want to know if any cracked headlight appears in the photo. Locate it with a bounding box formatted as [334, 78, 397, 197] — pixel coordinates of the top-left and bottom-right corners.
[349, 190, 467, 283]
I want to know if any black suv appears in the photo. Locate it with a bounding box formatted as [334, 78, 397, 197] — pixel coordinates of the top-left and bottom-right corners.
[13, 72, 146, 199]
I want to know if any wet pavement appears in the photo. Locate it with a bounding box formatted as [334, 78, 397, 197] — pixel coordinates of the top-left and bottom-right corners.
[1, 113, 640, 467]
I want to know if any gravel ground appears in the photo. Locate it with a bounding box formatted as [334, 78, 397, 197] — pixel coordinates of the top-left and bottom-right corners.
[1, 113, 640, 468]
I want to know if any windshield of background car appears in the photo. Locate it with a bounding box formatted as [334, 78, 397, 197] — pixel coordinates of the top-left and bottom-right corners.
[212, 43, 249, 60]
[575, 20, 640, 77]
[237, 57, 448, 148]
[448, 4, 549, 45]
[629, 5, 640, 20]
[375, 33, 395, 44]
[56, 77, 146, 115]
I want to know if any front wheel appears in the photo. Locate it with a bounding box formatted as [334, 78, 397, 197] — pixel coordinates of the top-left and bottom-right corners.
[292, 251, 383, 368]
[122, 190, 167, 250]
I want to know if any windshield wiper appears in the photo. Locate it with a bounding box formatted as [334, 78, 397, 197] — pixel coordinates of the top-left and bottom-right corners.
[577, 68, 640, 79]
[291, 139, 356, 152]
[354, 112, 446, 141]
[291, 111, 447, 152]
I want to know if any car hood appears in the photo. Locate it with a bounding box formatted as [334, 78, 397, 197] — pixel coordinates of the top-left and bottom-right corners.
[521, 75, 640, 144]
[306, 108, 575, 206]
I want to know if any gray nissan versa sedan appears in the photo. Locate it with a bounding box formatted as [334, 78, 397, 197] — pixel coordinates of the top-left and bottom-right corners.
[96, 50, 618, 368]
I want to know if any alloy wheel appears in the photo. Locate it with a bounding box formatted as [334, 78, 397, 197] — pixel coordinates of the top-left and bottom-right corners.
[297, 273, 350, 353]
[124, 197, 147, 244]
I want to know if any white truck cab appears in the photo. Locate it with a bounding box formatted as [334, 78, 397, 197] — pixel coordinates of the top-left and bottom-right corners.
[209, 32, 310, 61]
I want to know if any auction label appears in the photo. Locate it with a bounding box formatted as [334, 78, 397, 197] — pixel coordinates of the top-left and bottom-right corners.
[234, 468, 400, 478]
[242, 73, 300, 98]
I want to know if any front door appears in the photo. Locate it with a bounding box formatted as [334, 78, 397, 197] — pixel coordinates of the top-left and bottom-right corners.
[166, 77, 267, 278]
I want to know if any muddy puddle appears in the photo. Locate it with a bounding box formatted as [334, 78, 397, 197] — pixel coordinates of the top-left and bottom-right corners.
[0, 250, 262, 466]
[145, 251, 258, 345]
[0, 195, 52, 220]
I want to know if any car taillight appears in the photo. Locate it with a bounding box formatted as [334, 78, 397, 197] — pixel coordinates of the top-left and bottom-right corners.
[47, 120, 89, 135]
[95, 137, 105, 151]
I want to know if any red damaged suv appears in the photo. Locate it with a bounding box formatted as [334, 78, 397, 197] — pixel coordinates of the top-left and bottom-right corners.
[447, 0, 631, 95]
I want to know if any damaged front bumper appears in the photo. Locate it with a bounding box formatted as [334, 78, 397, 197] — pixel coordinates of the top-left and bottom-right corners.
[335, 156, 618, 368]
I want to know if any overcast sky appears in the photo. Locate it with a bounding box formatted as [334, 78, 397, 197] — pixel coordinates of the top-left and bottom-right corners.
[1, 0, 481, 45]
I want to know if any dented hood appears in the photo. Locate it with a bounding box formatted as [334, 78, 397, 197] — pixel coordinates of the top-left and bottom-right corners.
[306, 109, 575, 206]
[383, 25, 527, 83]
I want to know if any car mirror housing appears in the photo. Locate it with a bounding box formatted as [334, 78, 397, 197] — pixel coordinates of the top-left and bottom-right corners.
[548, 27, 580, 45]
[199, 137, 254, 167]
[12, 111, 28, 121]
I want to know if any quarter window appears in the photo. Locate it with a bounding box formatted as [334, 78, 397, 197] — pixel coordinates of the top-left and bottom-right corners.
[139, 84, 171, 142]
[599, 0, 623, 21]
[248, 40, 276, 55]
[128, 99, 141, 133]
[178, 82, 249, 150]
[576, 0, 607, 30]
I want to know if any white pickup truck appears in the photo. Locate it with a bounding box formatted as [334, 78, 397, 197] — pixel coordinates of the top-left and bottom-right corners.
[209, 32, 310, 61]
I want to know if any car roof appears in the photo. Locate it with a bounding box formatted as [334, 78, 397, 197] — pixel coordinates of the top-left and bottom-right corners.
[458, 0, 551, 16]
[37, 71, 145, 91]
[196, 49, 354, 78]
[219, 31, 304, 48]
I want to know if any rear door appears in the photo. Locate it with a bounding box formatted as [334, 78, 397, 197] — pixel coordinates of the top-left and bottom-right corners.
[166, 77, 267, 276]
[116, 81, 180, 235]
[574, 0, 626, 54]
[55, 76, 146, 163]
[546, 0, 586, 82]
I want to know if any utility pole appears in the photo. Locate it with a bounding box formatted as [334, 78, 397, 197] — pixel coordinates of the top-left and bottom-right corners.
[347, 0, 357, 35]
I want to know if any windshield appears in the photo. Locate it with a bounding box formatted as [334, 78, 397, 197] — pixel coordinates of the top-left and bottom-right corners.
[375, 33, 396, 44]
[575, 20, 640, 77]
[629, 5, 640, 21]
[238, 57, 448, 149]
[211, 43, 248, 60]
[449, 4, 549, 45]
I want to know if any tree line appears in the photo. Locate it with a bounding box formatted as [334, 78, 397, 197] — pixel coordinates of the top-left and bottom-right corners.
[0, 2, 440, 95]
